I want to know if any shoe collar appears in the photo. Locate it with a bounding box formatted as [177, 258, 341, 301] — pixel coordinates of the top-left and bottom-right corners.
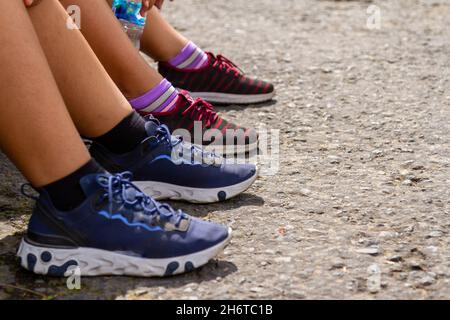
[158, 53, 213, 73]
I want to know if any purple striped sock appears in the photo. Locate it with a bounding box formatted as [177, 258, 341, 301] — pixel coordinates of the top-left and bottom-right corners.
[168, 41, 209, 70]
[128, 79, 179, 114]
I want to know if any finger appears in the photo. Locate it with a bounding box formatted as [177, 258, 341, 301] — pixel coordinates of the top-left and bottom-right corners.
[140, 1, 150, 16]
[155, 0, 165, 10]
[23, 0, 34, 7]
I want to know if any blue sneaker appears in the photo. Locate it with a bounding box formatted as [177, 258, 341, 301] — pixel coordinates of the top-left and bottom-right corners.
[17, 172, 231, 277]
[89, 117, 258, 204]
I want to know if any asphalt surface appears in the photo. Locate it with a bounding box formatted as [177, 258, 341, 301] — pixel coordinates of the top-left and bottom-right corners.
[1, 0, 449, 299]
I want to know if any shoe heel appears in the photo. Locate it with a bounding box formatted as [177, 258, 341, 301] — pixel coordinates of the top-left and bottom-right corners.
[17, 238, 79, 277]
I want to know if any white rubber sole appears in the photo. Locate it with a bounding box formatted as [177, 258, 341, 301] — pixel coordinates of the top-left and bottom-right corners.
[17, 228, 232, 277]
[182, 90, 275, 105]
[134, 170, 258, 204]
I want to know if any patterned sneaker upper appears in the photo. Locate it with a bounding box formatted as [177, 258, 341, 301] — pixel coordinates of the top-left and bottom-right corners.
[138, 92, 258, 150]
[159, 52, 274, 96]
[90, 117, 257, 189]
[25, 172, 229, 259]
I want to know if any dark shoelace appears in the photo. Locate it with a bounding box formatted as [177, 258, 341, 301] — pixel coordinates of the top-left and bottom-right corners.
[96, 172, 186, 228]
[213, 54, 244, 77]
[181, 97, 219, 129]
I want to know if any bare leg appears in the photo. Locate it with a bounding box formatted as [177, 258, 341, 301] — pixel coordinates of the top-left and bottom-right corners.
[140, 6, 189, 62]
[28, 0, 134, 138]
[59, 0, 163, 99]
[0, 0, 90, 187]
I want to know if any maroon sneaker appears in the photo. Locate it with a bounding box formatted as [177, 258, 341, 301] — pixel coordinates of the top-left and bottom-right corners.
[158, 52, 275, 105]
[137, 91, 258, 156]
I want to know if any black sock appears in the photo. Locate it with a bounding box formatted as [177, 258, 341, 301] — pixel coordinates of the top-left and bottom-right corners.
[92, 112, 147, 154]
[42, 159, 105, 212]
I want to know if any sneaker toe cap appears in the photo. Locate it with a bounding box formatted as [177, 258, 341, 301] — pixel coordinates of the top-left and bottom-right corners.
[221, 163, 257, 184]
[187, 218, 230, 250]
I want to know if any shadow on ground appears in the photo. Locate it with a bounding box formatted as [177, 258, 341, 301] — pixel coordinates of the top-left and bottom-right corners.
[166, 193, 265, 219]
[213, 99, 278, 111]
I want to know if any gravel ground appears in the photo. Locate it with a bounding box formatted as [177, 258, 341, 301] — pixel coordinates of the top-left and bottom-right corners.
[1, 0, 449, 300]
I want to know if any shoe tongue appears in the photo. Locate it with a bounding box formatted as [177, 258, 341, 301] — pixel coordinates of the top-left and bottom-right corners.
[79, 173, 107, 197]
[145, 120, 159, 137]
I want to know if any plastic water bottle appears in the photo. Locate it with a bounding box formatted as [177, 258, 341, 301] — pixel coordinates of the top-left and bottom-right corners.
[112, 0, 147, 49]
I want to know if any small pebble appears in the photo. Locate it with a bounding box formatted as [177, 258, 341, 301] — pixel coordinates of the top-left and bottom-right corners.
[402, 179, 413, 186]
[356, 247, 379, 256]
